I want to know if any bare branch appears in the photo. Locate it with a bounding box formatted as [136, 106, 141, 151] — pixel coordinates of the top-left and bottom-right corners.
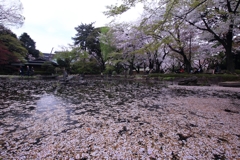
[201, 17, 227, 49]
[233, 0, 240, 14]
[0, 0, 24, 28]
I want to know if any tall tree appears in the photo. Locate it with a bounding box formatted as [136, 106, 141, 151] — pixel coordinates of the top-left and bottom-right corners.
[0, 41, 18, 73]
[109, 22, 152, 74]
[99, 27, 116, 66]
[0, 41, 17, 64]
[72, 23, 95, 50]
[19, 32, 40, 58]
[105, 0, 188, 73]
[105, 0, 240, 72]
[54, 47, 78, 72]
[0, 0, 25, 28]
[72, 23, 105, 70]
[0, 25, 27, 62]
[171, 0, 240, 72]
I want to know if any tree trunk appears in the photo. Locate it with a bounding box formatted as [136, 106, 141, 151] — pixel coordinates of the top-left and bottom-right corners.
[149, 59, 154, 70]
[136, 66, 140, 73]
[168, 45, 191, 73]
[225, 20, 235, 72]
[183, 54, 191, 73]
[155, 59, 161, 73]
[226, 48, 235, 72]
[101, 57, 105, 71]
[128, 55, 135, 75]
[129, 64, 134, 75]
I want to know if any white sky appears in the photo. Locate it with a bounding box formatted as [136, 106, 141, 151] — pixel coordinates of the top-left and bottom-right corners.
[11, 0, 143, 53]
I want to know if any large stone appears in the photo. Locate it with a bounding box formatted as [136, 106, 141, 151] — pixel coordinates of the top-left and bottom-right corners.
[219, 81, 240, 87]
[178, 76, 198, 85]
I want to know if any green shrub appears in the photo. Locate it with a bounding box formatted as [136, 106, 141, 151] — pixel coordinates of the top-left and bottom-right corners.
[112, 71, 117, 75]
[235, 70, 240, 74]
[55, 67, 63, 75]
[104, 65, 115, 75]
[0, 65, 18, 75]
[72, 60, 101, 74]
[41, 62, 56, 75]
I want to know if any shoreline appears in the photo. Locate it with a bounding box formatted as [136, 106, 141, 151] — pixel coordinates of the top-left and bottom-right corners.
[168, 84, 240, 92]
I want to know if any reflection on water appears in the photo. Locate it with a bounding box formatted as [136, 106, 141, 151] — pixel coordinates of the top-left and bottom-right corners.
[0, 91, 80, 159]
[36, 94, 63, 113]
[33, 94, 75, 132]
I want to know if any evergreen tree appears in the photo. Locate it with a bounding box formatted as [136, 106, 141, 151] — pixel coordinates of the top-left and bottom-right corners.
[72, 23, 95, 50]
[19, 32, 40, 58]
[72, 23, 105, 70]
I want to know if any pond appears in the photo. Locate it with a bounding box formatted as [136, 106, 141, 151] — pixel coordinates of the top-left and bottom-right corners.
[0, 79, 239, 159]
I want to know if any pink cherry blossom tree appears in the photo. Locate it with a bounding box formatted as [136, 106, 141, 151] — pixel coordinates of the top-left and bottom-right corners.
[175, 0, 240, 72]
[105, 0, 240, 72]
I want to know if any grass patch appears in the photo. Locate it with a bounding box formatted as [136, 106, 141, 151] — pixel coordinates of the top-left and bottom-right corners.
[0, 75, 38, 80]
[162, 77, 175, 81]
[149, 73, 240, 81]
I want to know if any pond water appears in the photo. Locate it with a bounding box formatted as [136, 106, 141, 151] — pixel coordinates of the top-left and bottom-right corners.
[0, 79, 239, 159]
[36, 94, 62, 113]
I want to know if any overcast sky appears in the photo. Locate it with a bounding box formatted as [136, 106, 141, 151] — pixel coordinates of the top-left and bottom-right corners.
[11, 0, 143, 53]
